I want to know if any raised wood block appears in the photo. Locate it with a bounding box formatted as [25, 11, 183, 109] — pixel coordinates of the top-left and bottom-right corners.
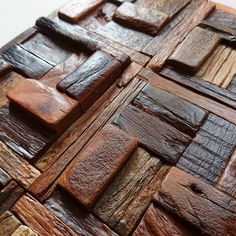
[93, 148, 169, 236]
[0, 58, 11, 77]
[133, 84, 208, 136]
[59, 0, 105, 23]
[154, 167, 236, 236]
[1, 44, 54, 79]
[58, 124, 138, 209]
[168, 27, 220, 72]
[113, 2, 169, 36]
[58, 50, 122, 111]
[228, 75, 236, 94]
[11, 225, 38, 236]
[0, 168, 11, 189]
[7, 79, 81, 133]
[177, 114, 236, 184]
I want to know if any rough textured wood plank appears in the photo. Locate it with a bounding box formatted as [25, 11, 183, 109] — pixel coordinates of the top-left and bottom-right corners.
[0, 168, 11, 189]
[154, 167, 236, 236]
[0, 142, 41, 188]
[1, 44, 54, 79]
[113, 2, 169, 36]
[93, 148, 170, 236]
[113, 105, 191, 164]
[59, 0, 105, 23]
[0, 58, 11, 77]
[177, 113, 236, 184]
[168, 27, 220, 72]
[59, 124, 138, 209]
[45, 190, 118, 236]
[217, 149, 236, 198]
[12, 195, 78, 236]
[7, 79, 81, 132]
[144, 1, 215, 71]
[196, 44, 236, 88]
[11, 225, 38, 236]
[227, 75, 236, 94]
[133, 84, 208, 136]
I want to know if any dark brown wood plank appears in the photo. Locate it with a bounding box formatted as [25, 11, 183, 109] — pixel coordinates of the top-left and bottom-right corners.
[58, 124, 138, 209]
[45, 190, 118, 236]
[133, 84, 208, 136]
[0, 168, 11, 189]
[154, 167, 236, 236]
[113, 2, 169, 36]
[177, 113, 236, 184]
[227, 75, 236, 94]
[0, 58, 11, 77]
[93, 148, 170, 236]
[168, 27, 220, 72]
[1, 44, 54, 79]
[113, 105, 191, 164]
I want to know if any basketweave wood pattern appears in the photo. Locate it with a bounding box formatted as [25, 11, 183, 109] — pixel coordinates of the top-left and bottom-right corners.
[0, 0, 236, 235]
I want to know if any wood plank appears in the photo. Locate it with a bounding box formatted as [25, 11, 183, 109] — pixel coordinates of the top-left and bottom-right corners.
[143, 0, 215, 71]
[58, 124, 138, 209]
[1, 44, 54, 79]
[154, 167, 236, 236]
[133, 84, 208, 136]
[168, 27, 220, 72]
[113, 2, 169, 36]
[0, 58, 11, 77]
[59, 0, 105, 23]
[0, 141, 41, 188]
[217, 149, 236, 198]
[196, 44, 236, 88]
[11, 225, 38, 236]
[227, 75, 236, 94]
[177, 113, 236, 184]
[12, 195, 78, 236]
[0, 168, 11, 189]
[113, 105, 191, 164]
[93, 148, 170, 236]
[7, 79, 81, 133]
[45, 190, 118, 236]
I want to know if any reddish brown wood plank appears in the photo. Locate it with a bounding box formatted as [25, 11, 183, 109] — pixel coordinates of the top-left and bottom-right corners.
[154, 167, 236, 236]
[58, 124, 138, 209]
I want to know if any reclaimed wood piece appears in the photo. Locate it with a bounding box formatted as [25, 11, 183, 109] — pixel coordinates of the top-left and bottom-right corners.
[133, 84, 208, 136]
[113, 2, 169, 36]
[177, 113, 236, 184]
[113, 105, 191, 164]
[7, 79, 81, 132]
[12, 195, 78, 236]
[59, 0, 105, 23]
[227, 75, 236, 94]
[0, 168, 11, 189]
[11, 225, 38, 236]
[1, 44, 54, 79]
[45, 190, 118, 236]
[59, 124, 138, 209]
[217, 149, 236, 198]
[58, 50, 122, 111]
[143, 1, 215, 71]
[0, 211, 21, 236]
[154, 167, 236, 236]
[168, 27, 220, 72]
[0, 58, 11, 77]
[93, 148, 170, 236]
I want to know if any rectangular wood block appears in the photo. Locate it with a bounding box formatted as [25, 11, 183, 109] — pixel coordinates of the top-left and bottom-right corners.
[113, 105, 191, 164]
[7, 79, 81, 133]
[113, 2, 169, 36]
[168, 27, 220, 72]
[154, 167, 236, 236]
[133, 84, 208, 136]
[58, 124, 138, 209]
[177, 113, 236, 184]
[59, 0, 105, 23]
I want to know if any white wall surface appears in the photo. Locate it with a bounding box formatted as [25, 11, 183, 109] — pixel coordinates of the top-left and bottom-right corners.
[0, 0, 235, 47]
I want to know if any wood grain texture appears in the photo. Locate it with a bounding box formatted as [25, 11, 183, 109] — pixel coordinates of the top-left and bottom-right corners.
[11, 225, 38, 236]
[196, 44, 236, 88]
[59, 0, 105, 23]
[144, 0, 215, 71]
[0, 58, 11, 77]
[133, 84, 208, 136]
[113, 2, 169, 36]
[93, 148, 170, 236]
[227, 75, 236, 94]
[0, 168, 11, 189]
[177, 113, 236, 185]
[45, 190, 118, 236]
[59, 124, 138, 209]
[168, 27, 220, 72]
[113, 105, 191, 164]
[12, 195, 78, 236]
[154, 167, 236, 236]
[1, 44, 54, 79]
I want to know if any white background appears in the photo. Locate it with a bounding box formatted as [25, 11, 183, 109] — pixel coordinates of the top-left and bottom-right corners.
[0, 0, 235, 47]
